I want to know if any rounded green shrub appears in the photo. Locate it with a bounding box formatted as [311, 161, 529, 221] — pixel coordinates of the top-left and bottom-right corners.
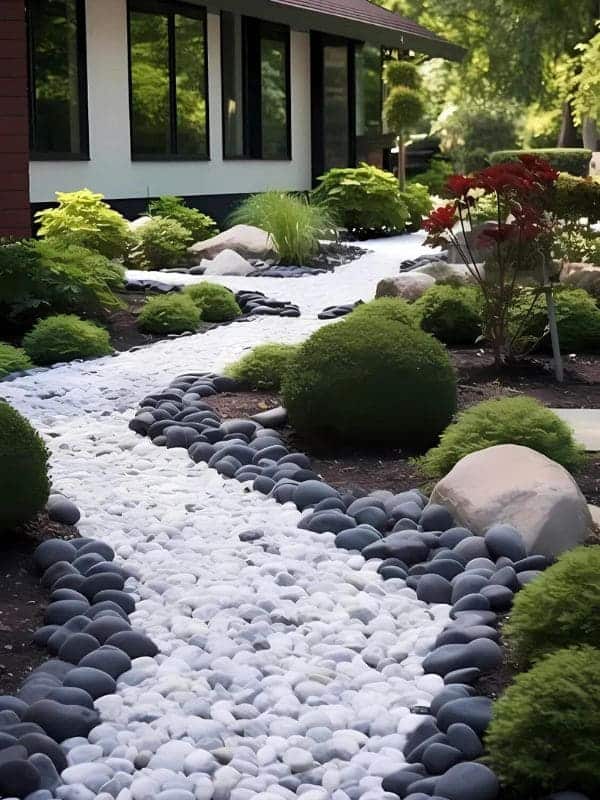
[349, 297, 417, 327]
[526, 288, 600, 352]
[506, 546, 600, 664]
[399, 182, 433, 230]
[148, 196, 219, 241]
[130, 217, 192, 269]
[282, 315, 457, 447]
[486, 646, 600, 796]
[184, 282, 241, 322]
[0, 343, 33, 378]
[23, 315, 112, 365]
[420, 396, 585, 479]
[225, 343, 299, 390]
[0, 401, 50, 530]
[137, 294, 200, 334]
[413, 285, 482, 345]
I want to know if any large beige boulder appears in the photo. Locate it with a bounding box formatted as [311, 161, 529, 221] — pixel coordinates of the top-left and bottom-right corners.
[413, 261, 482, 285]
[376, 273, 435, 302]
[430, 444, 592, 558]
[560, 261, 600, 300]
[202, 249, 254, 276]
[188, 224, 275, 261]
[129, 215, 152, 231]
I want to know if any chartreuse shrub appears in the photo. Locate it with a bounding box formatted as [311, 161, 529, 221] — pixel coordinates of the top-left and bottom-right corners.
[130, 217, 192, 269]
[184, 282, 241, 322]
[0, 401, 50, 530]
[486, 646, 600, 796]
[399, 182, 433, 230]
[506, 546, 600, 664]
[525, 288, 600, 352]
[413, 285, 482, 345]
[549, 173, 600, 223]
[282, 315, 456, 447]
[410, 156, 454, 195]
[137, 294, 200, 334]
[23, 315, 113, 365]
[148, 196, 218, 241]
[0, 343, 33, 378]
[490, 148, 592, 177]
[225, 343, 299, 390]
[35, 189, 132, 259]
[312, 163, 409, 237]
[349, 297, 417, 327]
[420, 396, 585, 479]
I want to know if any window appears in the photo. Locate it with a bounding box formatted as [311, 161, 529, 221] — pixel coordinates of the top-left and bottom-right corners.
[221, 13, 291, 160]
[27, 0, 89, 159]
[128, 1, 208, 159]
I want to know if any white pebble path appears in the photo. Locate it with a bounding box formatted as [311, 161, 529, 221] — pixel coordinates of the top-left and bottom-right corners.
[1, 236, 451, 800]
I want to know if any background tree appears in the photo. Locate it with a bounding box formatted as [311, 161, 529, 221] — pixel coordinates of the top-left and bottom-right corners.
[383, 60, 425, 188]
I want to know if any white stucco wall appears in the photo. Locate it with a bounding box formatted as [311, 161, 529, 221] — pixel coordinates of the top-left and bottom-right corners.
[29, 0, 312, 204]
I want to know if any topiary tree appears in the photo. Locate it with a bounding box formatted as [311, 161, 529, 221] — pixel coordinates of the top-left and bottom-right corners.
[383, 60, 426, 190]
[184, 283, 241, 322]
[0, 343, 33, 378]
[129, 217, 193, 269]
[413, 285, 483, 345]
[23, 315, 113, 365]
[485, 646, 600, 796]
[137, 294, 200, 334]
[349, 297, 418, 327]
[225, 343, 299, 390]
[420, 396, 585, 479]
[0, 400, 50, 530]
[282, 315, 457, 447]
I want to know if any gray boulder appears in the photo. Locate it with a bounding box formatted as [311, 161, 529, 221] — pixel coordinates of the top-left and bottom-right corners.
[375, 273, 435, 301]
[188, 224, 275, 261]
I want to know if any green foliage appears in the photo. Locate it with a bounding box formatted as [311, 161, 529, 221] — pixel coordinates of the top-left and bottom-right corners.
[0, 401, 50, 530]
[0, 239, 125, 326]
[184, 282, 242, 322]
[384, 59, 420, 89]
[282, 315, 457, 447]
[0, 344, 33, 378]
[313, 164, 409, 237]
[526, 287, 600, 352]
[490, 149, 593, 178]
[414, 285, 482, 345]
[137, 294, 200, 334]
[410, 157, 454, 195]
[420, 396, 585, 479]
[148, 196, 219, 242]
[549, 173, 600, 224]
[23, 315, 113, 365]
[485, 646, 600, 796]
[384, 85, 426, 136]
[506, 546, 600, 664]
[399, 182, 433, 229]
[130, 216, 192, 269]
[469, 193, 502, 223]
[349, 297, 418, 327]
[225, 343, 299, 390]
[227, 191, 335, 265]
[35, 189, 132, 259]
[554, 226, 600, 265]
[440, 107, 517, 173]
[573, 26, 600, 125]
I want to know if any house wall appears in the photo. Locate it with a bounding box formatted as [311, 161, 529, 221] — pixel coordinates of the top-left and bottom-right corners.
[29, 0, 312, 213]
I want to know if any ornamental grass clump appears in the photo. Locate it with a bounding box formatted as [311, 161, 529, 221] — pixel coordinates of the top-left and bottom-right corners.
[420, 396, 585, 479]
[137, 294, 200, 334]
[225, 343, 299, 390]
[282, 315, 456, 448]
[485, 646, 600, 796]
[23, 315, 113, 365]
[348, 297, 417, 327]
[0, 343, 33, 378]
[413, 285, 482, 345]
[184, 283, 241, 322]
[0, 401, 50, 530]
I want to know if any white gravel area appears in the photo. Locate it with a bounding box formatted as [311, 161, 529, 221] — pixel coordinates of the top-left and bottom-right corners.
[1, 236, 452, 800]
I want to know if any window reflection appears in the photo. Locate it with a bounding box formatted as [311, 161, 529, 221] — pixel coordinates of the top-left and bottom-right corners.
[261, 36, 289, 159]
[323, 44, 349, 170]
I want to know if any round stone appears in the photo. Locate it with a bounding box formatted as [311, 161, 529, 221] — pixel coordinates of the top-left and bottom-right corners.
[451, 574, 489, 603]
[293, 481, 339, 511]
[63, 667, 117, 699]
[335, 527, 381, 552]
[422, 742, 462, 774]
[41, 562, 79, 589]
[47, 496, 81, 526]
[435, 761, 500, 800]
[426, 559, 465, 581]
[436, 696, 494, 736]
[480, 584, 514, 611]
[92, 590, 135, 614]
[28, 752, 61, 792]
[77, 541, 115, 562]
[0, 759, 41, 797]
[417, 574, 453, 604]
[46, 686, 95, 710]
[484, 524, 527, 561]
[45, 600, 89, 626]
[58, 633, 101, 664]
[18, 732, 68, 771]
[446, 723, 484, 759]
[424, 639, 502, 677]
[384, 532, 429, 565]
[34, 540, 77, 571]
[453, 593, 491, 613]
[440, 528, 473, 548]
[420, 504, 454, 531]
[72, 553, 105, 574]
[23, 700, 100, 742]
[0, 696, 28, 717]
[453, 537, 490, 562]
[79, 573, 125, 601]
[83, 616, 131, 644]
[104, 631, 158, 658]
[79, 646, 132, 678]
[307, 512, 356, 534]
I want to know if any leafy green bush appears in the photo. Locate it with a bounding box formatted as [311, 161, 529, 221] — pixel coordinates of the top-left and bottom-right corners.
[548, 173, 600, 224]
[225, 343, 299, 390]
[384, 59, 419, 89]
[129, 217, 192, 269]
[0, 401, 50, 530]
[490, 149, 592, 178]
[413, 285, 482, 345]
[184, 282, 242, 322]
[23, 315, 112, 365]
[469, 193, 502, 224]
[137, 294, 200, 334]
[409, 156, 454, 195]
[420, 396, 585, 479]
[525, 287, 600, 352]
[486, 646, 600, 796]
[148, 196, 219, 242]
[399, 182, 433, 230]
[35, 189, 132, 259]
[506, 546, 600, 664]
[282, 315, 456, 447]
[227, 191, 334, 265]
[554, 226, 600, 265]
[313, 163, 409, 237]
[349, 297, 417, 327]
[0, 343, 33, 378]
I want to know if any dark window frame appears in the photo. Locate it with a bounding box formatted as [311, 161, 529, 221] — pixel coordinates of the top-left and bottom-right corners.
[220, 13, 292, 162]
[27, 0, 90, 161]
[127, 0, 210, 161]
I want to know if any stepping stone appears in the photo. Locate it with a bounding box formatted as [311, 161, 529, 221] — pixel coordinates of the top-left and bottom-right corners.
[551, 408, 600, 451]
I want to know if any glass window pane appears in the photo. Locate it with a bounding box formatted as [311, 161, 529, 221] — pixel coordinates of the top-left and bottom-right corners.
[129, 11, 170, 155]
[175, 13, 207, 157]
[30, 0, 83, 155]
[221, 12, 244, 158]
[323, 45, 349, 171]
[261, 36, 288, 159]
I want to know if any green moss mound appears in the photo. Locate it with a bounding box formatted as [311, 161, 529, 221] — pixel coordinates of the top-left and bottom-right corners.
[0, 343, 33, 378]
[506, 546, 600, 664]
[349, 297, 418, 327]
[420, 396, 585, 479]
[226, 343, 299, 390]
[23, 315, 113, 365]
[526, 288, 600, 353]
[137, 294, 200, 334]
[486, 646, 600, 796]
[184, 283, 241, 322]
[0, 401, 50, 530]
[414, 285, 482, 345]
[282, 315, 457, 447]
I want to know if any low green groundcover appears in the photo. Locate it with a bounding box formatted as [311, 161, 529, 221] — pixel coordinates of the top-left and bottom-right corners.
[349, 297, 417, 327]
[0, 343, 33, 378]
[226, 343, 299, 390]
[138, 294, 200, 334]
[184, 283, 241, 323]
[414, 285, 482, 346]
[23, 315, 113, 366]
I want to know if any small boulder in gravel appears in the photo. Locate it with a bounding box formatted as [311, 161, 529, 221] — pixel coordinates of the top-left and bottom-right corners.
[47, 496, 81, 525]
[375, 273, 435, 301]
[435, 761, 500, 800]
[23, 700, 99, 741]
[34, 540, 78, 571]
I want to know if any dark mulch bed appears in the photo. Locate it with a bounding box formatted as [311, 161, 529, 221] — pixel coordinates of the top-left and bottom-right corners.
[0, 515, 77, 695]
